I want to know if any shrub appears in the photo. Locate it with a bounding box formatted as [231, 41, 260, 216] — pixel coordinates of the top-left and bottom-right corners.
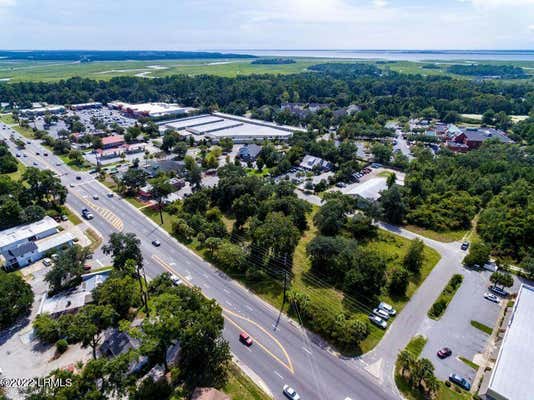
[56, 339, 68, 354]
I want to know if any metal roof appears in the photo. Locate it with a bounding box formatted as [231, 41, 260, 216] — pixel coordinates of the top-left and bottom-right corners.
[0, 216, 58, 249]
[488, 284, 534, 400]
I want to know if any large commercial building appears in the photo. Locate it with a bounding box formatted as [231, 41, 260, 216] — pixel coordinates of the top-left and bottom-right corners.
[160, 112, 303, 143]
[0, 216, 74, 269]
[486, 284, 534, 400]
[19, 105, 65, 117]
[108, 101, 195, 119]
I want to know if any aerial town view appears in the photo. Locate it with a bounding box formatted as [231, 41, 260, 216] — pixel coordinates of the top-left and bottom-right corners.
[0, 1, 532, 400]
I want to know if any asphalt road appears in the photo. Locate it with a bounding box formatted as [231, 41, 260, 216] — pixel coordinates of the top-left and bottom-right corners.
[1, 123, 396, 400]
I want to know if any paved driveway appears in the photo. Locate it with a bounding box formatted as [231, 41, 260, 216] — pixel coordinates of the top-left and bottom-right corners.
[420, 269, 503, 382]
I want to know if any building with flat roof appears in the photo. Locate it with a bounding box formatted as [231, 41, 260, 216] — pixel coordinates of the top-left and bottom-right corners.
[299, 155, 333, 171]
[70, 102, 102, 111]
[101, 135, 126, 149]
[109, 101, 195, 119]
[486, 284, 534, 400]
[0, 217, 75, 269]
[19, 105, 65, 117]
[38, 270, 111, 317]
[161, 113, 302, 143]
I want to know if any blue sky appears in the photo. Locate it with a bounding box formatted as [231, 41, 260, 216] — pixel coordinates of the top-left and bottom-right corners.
[0, 0, 533, 50]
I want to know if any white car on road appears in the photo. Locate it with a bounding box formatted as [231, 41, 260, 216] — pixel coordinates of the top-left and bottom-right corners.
[283, 385, 300, 400]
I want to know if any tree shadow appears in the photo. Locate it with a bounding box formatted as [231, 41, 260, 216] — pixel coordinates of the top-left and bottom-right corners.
[0, 316, 31, 346]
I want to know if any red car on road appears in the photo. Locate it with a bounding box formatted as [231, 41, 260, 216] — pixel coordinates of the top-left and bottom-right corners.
[239, 332, 253, 346]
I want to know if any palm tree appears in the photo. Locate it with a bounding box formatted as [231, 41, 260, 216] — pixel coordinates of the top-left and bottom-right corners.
[415, 358, 435, 389]
[398, 350, 415, 378]
[424, 375, 440, 399]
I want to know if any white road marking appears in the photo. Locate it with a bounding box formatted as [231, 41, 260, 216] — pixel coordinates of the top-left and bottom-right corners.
[223, 288, 230, 294]
[226, 301, 233, 307]
[274, 370, 284, 380]
[246, 305, 253, 312]
[302, 347, 312, 355]
[96, 259, 104, 267]
[202, 273, 209, 278]
[203, 283, 211, 289]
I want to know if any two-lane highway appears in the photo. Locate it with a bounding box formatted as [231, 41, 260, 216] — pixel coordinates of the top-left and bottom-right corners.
[1, 122, 397, 400]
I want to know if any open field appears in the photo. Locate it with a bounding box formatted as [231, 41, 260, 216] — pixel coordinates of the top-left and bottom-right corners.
[1, 58, 533, 82]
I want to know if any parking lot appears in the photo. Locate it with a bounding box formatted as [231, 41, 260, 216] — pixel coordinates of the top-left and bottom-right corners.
[419, 268, 516, 383]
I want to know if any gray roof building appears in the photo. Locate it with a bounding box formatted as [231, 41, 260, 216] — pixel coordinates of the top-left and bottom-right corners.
[486, 284, 534, 400]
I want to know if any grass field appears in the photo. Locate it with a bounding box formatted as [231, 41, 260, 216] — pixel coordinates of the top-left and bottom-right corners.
[4, 160, 26, 181]
[404, 225, 467, 243]
[1, 58, 533, 82]
[0, 113, 17, 124]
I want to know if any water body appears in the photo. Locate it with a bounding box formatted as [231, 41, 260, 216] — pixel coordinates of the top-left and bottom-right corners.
[219, 49, 534, 61]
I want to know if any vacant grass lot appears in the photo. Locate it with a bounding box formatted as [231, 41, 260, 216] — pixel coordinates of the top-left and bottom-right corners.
[139, 203, 441, 354]
[0, 113, 17, 124]
[4, 160, 26, 181]
[404, 225, 467, 243]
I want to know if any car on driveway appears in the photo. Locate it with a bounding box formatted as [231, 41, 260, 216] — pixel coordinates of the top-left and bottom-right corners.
[378, 302, 396, 316]
[489, 286, 509, 297]
[42, 258, 52, 267]
[484, 292, 500, 303]
[151, 240, 161, 247]
[437, 347, 452, 359]
[461, 242, 469, 250]
[239, 332, 253, 346]
[372, 308, 390, 320]
[282, 385, 300, 400]
[368, 314, 387, 329]
[449, 373, 471, 391]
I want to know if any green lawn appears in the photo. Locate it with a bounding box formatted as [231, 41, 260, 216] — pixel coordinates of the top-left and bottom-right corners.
[458, 356, 479, 371]
[11, 124, 35, 139]
[405, 335, 428, 357]
[404, 225, 467, 243]
[470, 320, 493, 335]
[85, 228, 102, 252]
[0, 113, 16, 124]
[63, 207, 82, 225]
[223, 364, 272, 400]
[4, 160, 26, 180]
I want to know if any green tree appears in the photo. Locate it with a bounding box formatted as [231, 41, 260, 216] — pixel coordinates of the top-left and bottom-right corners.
[313, 199, 348, 236]
[388, 267, 410, 297]
[44, 245, 90, 293]
[489, 271, 514, 290]
[0, 271, 34, 329]
[70, 304, 117, 359]
[92, 273, 141, 319]
[463, 241, 491, 267]
[380, 185, 406, 225]
[212, 240, 247, 272]
[403, 238, 425, 274]
[120, 168, 146, 195]
[371, 142, 393, 164]
[150, 175, 173, 225]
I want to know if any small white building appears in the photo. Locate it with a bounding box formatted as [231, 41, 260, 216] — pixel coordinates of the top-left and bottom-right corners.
[0, 217, 74, 269]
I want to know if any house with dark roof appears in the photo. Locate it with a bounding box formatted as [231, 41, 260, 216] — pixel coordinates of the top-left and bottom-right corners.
[449, 127, 513, 151]
[237, 144, 262, 162]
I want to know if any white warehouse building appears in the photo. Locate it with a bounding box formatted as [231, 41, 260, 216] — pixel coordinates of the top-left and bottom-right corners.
[0, 216, 74, 270]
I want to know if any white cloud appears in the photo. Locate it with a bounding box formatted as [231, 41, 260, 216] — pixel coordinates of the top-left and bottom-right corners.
[373, 0, 389, 7]
[0, 0, 15, 6]
[529, 23, 534, 32]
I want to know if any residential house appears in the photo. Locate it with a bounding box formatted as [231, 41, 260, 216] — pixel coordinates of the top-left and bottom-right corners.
[299, 155, 333, 172]
[448, 127, 513, 151]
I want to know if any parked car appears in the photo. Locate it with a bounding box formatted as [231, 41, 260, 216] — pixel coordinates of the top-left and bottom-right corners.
[83, 264, 92, 271]
[51, 253, 59, 261]
[239, 332, 253, 346]
[484, 292, 500, 303]
[461, 242, 469, 251]
[69, 183, 75, 187]
[151, 240, 161, 247]
[61, 215, 68, 221]
[43, 152, 48, 156]
[76, 176, 82, 180]
[378, 302, 396, 316]
[372, 308, 390, 320]
[449, 373, 471, 391]
[170, 274, 183, 286]
[15, 153, 21, 157]
[368, 314, 387, 329]
[282, 385, 300, 400]
[42, 258, 52, 267]
[489, 286, 509, 298]
[437, 347, 452, 359]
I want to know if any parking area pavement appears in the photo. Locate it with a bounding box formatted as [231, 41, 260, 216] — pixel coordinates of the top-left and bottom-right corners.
[419, 269, 506, 382]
